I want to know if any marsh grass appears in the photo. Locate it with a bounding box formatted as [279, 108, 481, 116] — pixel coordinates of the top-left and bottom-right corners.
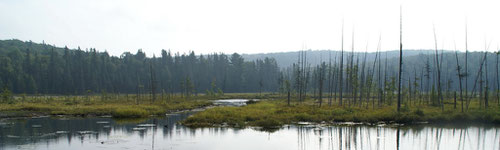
[182, 98, 500, 128]
[0, 93, 281, 118]
[0, 94, 213, 118]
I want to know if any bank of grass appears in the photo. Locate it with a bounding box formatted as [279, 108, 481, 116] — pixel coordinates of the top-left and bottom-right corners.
[182, 99, 500, 128]
[0, 92, 281, 118]
[0, 94, 213, 118]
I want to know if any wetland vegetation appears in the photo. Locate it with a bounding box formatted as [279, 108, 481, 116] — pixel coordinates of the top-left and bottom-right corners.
[1, 39, 500, 128]
[183, 98, 500, 128]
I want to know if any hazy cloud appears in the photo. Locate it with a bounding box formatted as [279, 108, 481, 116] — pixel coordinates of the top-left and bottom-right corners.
[1, 0, 499, 56]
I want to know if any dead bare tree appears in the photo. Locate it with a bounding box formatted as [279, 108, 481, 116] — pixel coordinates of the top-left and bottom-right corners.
[466, 52, 488, 110]
[425, 55, 431, 105]
[433, 24, 444, 111]
[328, 51, 333, 106]
[330, 51, 338, 106]
[455, 51, 465, 112]
[359, 46, 368, 107]
[349, 27, 356, 107]
[464, 21, 469, 109]
[296, 49, 302, 103]
[420, 66, 425, 105]
[136, 70, 141, 105]
[496, 49, 500, 106]
[485, 51, 489, 109]
[319, 62, 325, 107]
[383, 51, 388, 106]
[397, 6, 403, 112]
[296, 45, 308, 103]
[368, 35, 381, 109]
[150, 61, 157, 104]
[353, 54, 359, 106]
[484, 39, 493, 108]
[333, 54, 339, 105]
[413, 68, 419, 106]
[339, 20, 345, 106]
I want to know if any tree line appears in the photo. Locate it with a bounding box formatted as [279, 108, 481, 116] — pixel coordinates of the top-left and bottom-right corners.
[0, 39, 279, 95]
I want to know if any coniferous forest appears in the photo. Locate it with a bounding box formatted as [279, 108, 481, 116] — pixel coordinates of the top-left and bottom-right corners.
[0, 39, 279, 94]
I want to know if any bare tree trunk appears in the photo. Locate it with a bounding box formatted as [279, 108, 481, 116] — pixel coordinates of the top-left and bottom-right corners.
[484, 52, 489, 109]
[297, 52, 301, 102]
[397, 6, 403, 112]
[333, 64, 338, 105]
[479, 61, 483, 109]
[339, 20, 344, 106]
[350, 28, 355, 107]
[319, 62, 324, 107]
[425, 56, 431, 105]
[354, 54, 360, 107]
[414, 69, 418, 106]
[370, 36, 381, 109]
[304, 63, 309, 102]
[464, 22, 469, 111]
[359, 49, 368, 107]
[455, 51, 465, 112]
[302, 50, 308, 102]
[136, 70, 140, 105]
[383, 52, 387, 106]
[466, 52, 487, 110]
[150, 62, 156, 104]
[296, 49, 305, 103]
[420, 67, 424, 105]
[496, 50, 499, 106]
[433, 25, 444, 111]
[330, 51, 338, 106]
[328, 51, 333, 106]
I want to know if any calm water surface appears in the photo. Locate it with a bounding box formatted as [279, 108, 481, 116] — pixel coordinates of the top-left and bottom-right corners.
[0, 112, 499, 150]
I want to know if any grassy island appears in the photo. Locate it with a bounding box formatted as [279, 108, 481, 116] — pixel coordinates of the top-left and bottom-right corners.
[182, 98, 500, 128]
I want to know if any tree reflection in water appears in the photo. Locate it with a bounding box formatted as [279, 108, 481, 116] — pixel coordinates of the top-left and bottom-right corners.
[0, 114, 499, 150]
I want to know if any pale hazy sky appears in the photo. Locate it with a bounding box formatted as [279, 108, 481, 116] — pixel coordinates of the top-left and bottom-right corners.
[1, 0, 499, 56]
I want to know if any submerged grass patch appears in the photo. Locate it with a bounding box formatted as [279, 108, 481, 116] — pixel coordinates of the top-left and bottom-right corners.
[182, 99, 500, 128]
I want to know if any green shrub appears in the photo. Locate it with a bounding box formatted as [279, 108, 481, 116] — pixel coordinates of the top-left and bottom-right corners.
[253, 118, 282, 128]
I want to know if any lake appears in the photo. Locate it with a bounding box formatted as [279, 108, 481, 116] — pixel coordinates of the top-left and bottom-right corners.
[0, 102, 499, 150]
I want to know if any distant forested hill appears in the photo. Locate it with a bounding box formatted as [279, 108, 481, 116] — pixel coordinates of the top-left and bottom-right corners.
[242, 49, 441, 68]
